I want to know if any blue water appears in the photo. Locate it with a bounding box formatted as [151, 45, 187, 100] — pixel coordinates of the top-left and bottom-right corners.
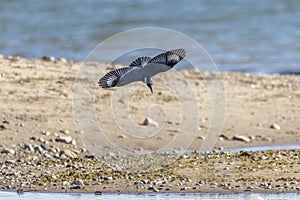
[1, 191, 300, 200]
[227, 144, 300, 152]
[1, 0, 300, 74]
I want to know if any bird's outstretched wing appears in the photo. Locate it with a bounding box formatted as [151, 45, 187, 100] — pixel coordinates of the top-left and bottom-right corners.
[129, 56, 152, 67]
[98, 67, 133, 88]
[145, 48, 186, 76]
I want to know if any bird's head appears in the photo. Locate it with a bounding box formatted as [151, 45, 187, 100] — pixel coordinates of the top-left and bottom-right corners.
[144, 77, 153, 93]
[147, 83, 153, 93]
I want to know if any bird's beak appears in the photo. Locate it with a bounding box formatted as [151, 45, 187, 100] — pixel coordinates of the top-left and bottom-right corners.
[147, 83, 153, 93]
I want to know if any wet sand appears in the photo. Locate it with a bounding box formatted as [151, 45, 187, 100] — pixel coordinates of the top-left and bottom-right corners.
[0, 56, 300, 193]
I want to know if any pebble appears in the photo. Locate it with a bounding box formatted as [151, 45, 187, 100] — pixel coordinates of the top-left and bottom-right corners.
[60, 149, 78, 158]
[180, 154, 189, 159]
[259, 155, 268, 160]
[1, 148, 15, 155]
[41, 130, 51, 136]
[118, 134, 126, 139]
[40, 143, 51, 151]
[38, 137, 45, 143]
[94, 191, 102, 195]
[232, 135, 251, 143]
[210, 182, 217, 188]
[61, 181, 69, 189]
[103, 176, 113, 181]
[55, 136, 73, 144]
[140, 117, 159, 127]
[17, 188, 24, 195]
[72, 180, 84, 186]
[245, 186, 254, 191]
[148, 186, 159, 192]
[59, 57, 67, 63]
[134, 181, 144, 185]
[41, 56, 55, 62]
[0, 124, 6, 130]
[180, 187, 190, 191]
[196, 136, 205, 140]
[5, 160, 16, 164]
[34, 145, 43, 153]
[24, 143, 34, 152]
[270, 123, 281, 130]
[60, 130, 70, 135]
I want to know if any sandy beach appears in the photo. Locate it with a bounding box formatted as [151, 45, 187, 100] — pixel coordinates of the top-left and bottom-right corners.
[0, 55, 300, 193]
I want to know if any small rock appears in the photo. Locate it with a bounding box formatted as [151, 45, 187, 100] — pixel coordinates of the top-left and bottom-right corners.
[71, 139, 76, 145]
[24, 143, 34, 152]
[41, 130, 51, 136]
[41, 56, 55, 62]
[34, 145, 43, 153]
[85, 154, 96, 159]
[72, 180, 84, 186]
[38, 137, 45, 143]
[0, 124, 6, 130]
[60, 130, 70, 135]
[232, 135, 251, 143]
[70, 185, 81, 189]
[245, 186, 254, 191]
[1, 148, 15, 155]
[60, 149, 78, 158]
[180, 187, 190, 191]
[259, 155, 268, 160]
[59, 57, 67, 63]
[8, 56, 20, 61]
[55, 136, 73, 144]
[62, 181, 69, 187]
[248, 135, 255, 140]
[5, 160, 16, 164]
[270, 123, 281, 130]
[148, 186, 159, 192]
[103, 176, 113, 181]
[196, 136, 205, 140]
[118, 134, 126, 139]
[94, 191, 102, 195]
[140, 117, 159, 127]
[283, 182, 289, 187]
[134, 181, 144, 185]
[180, 154, 189, 159]
[17, 188, 24, 195]
[40, 143, 51, 151]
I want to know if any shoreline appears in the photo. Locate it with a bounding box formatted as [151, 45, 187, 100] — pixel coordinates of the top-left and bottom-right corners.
[0, 56, 300, 193]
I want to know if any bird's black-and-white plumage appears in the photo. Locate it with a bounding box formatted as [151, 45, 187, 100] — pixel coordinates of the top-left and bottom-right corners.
[98, 48, 186, 93]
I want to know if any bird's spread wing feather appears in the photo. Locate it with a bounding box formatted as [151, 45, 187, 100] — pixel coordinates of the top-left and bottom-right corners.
[129, 56, 152, 67]
[146, 48, 186, 76]
[98, 48, 186, 89]
[148, 48, 186, 67]
[98, 67, 133, 88]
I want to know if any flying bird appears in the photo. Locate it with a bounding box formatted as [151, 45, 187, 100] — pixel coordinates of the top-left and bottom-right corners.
[98, 48, 186, 93]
